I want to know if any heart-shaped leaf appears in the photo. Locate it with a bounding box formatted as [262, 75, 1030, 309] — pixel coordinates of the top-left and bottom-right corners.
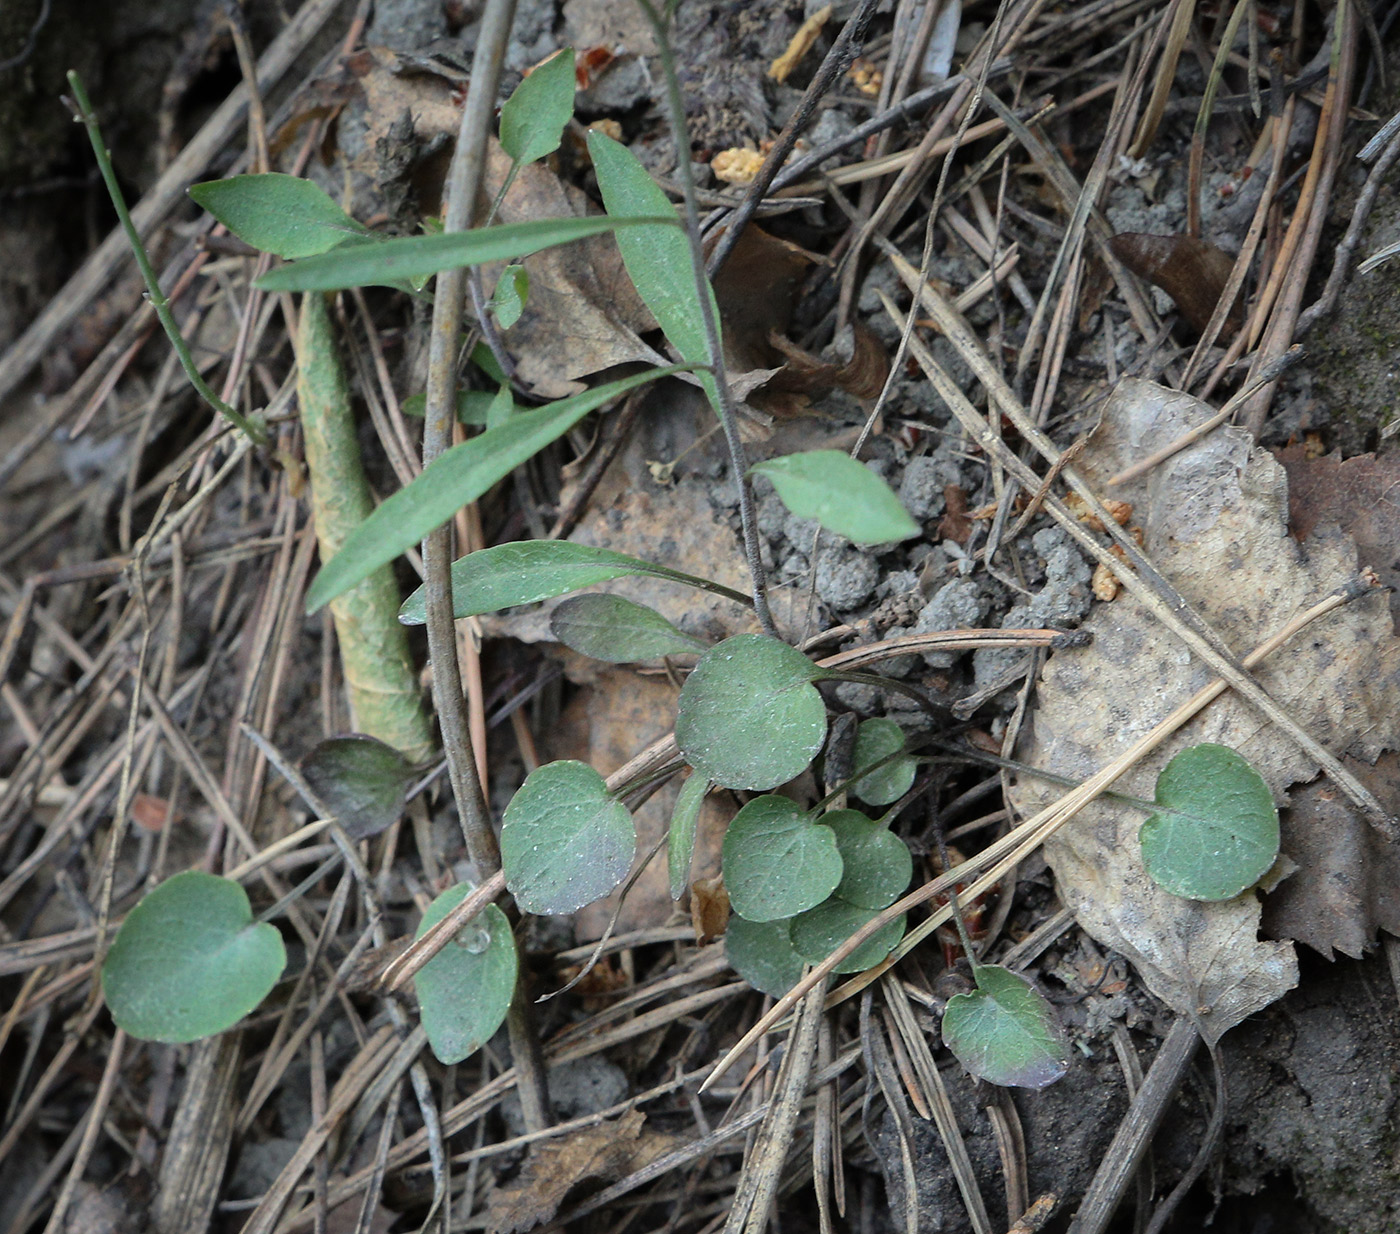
[850, 717, 917, 806]
[102, 872, 286, 1043]
[299, 735, 415, 841]
[500, 48, 576, 167]
[257, 214, 677, 293]
[669, 772, 709, 901]
[489, 264, 529, 330]
[308, 366, 688, 614]
[750, 451, 920, 546]
[789, 898, 905, 973]
[501, 761, 635, 915]
[676, 635, 827, 791]
[550, 594, 708, 662]
[414, 883, 517, 1065]
[1139, 743, 1279, 901]
[721, 796, 842, 921]
[824, 810, 912, 910]
[189, 173, 367, 259]
[942, 965, 1071, 1089]
[726, 915, 806, 997]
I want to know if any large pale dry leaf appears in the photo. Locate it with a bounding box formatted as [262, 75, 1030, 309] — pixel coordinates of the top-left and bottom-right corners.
[1016, 379, 1400, 1044]
[485, 1110, 678, 1234]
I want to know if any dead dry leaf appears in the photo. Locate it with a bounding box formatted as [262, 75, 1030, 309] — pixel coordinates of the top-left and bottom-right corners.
[1015, 379, 1400, 1044]
[485, 1110, 678, 1234]
[1274, 445, 1400, 630]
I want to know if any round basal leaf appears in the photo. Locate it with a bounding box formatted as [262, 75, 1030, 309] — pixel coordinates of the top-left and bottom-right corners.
[669, 772, 709, 901]
[721, 796, 842, 922]
[941, 965, 1070, 1089]
[499, 47, 576, 166]
[551, 594, 708, 663]
[414, 884, 517, 1065]
[501, 761, 635, 915]
[788, 897, 906, 973]
[189, 173, 366, 259]
[850, 717, 917, 806]
[676, 635, 827, 791]
[490, 264, 529, 330]
[726, 915, 806, 997]
[1139, 742, 1280, 901]
[102, 872, 286, 1043]
[749, 451, 920, 546]
[299, 734, 415, 841]
[824, 810, 913, 910]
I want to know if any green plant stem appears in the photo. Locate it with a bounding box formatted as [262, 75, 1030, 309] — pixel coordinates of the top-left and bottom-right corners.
[634, 0, 776, 639]
[420, 0, 553, 1136]
[65, 71, 267, 448]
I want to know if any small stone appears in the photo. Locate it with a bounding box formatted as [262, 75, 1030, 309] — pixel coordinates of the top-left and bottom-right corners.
[912, 578, 988, 667]
[816, 544, 880, 611]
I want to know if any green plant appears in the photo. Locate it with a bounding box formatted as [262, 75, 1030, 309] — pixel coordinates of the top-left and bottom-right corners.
[92, 23, 1283, 1094]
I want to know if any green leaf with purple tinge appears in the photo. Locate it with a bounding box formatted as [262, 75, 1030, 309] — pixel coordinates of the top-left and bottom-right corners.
[942, 965, 1070, 1089]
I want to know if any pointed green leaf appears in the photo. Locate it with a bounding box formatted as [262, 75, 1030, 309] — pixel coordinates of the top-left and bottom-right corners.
[256, 215, 676, 292]
[588, 130, 715, 371]
[400, 389, 510, 425]
[850, 717, 917, 806]
[489, 264, 530, 330]
[1139, 742, 1280, 901]
[942, 965, 1070, 1089]
[307, 366, 686, 614]
[550, 594, 708, 662]
[400, 537, 748, 624]
[189, 173, 367, 259]
[501, 761, 635, 915]
[414, 884, 517, 1065]
[676, 635, 827, 791]
[824, 810, 912, 910]
[669, 772, 709, 901]
[102, 872, 287, 1043]
[500, 48, 576, 166]
[726, 915, 806, 997]
[485, 382, 514, 429]
[789, 897, 905, 973]
[299, 734, 415, 841]
[721, 795, 842, 921]
[750, 451, 920, 546]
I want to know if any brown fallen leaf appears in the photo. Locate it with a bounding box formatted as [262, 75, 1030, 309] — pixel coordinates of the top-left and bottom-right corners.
[486, 1110, 679, 1234]
[1109, 232, 1243, 336]
[1274, 446, 1400, 630]
[937, 484, 973, 544]
[690, 875, 731, 943]
[1015, 379, 1400, 1044]
[1261, 752, 1400, 959]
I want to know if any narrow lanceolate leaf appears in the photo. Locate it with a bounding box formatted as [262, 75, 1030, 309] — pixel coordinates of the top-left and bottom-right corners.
[308, 367, 685, 615]
[789, 898, 906, 973]
[750, 451, 920, 546]
[587, 130, 716, 370]
[850, 717, 917, 807]
[256, 215, 676, 292]
[102, 872, 286, 1043]
[1139, 742, 1280, 901]
[400, 388, 519, 425]
[676, 635, 828, 791]
[415, 884, 517, 1065]
[823, 810, 912, 910]
[550, 594, 708, 662]
[499, 48, 576, 166]
[399, 536, 747, 624]
[190, 173, 367, 259]
[941, 965, 1071, 1089]
[501, 761, 635, 915]
[721, 795, 842, 922]
[669, 772, 709, 901]
[726, 915, 807, 997]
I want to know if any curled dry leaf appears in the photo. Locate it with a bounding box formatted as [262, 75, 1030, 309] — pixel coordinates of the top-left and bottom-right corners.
[1015, 380, 1400, 1044]
[1109, 233, 1243, 336]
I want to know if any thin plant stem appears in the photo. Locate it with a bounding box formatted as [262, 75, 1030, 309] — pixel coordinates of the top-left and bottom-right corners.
[65, 71, 267, 448]
[635, 0, 776, 638]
